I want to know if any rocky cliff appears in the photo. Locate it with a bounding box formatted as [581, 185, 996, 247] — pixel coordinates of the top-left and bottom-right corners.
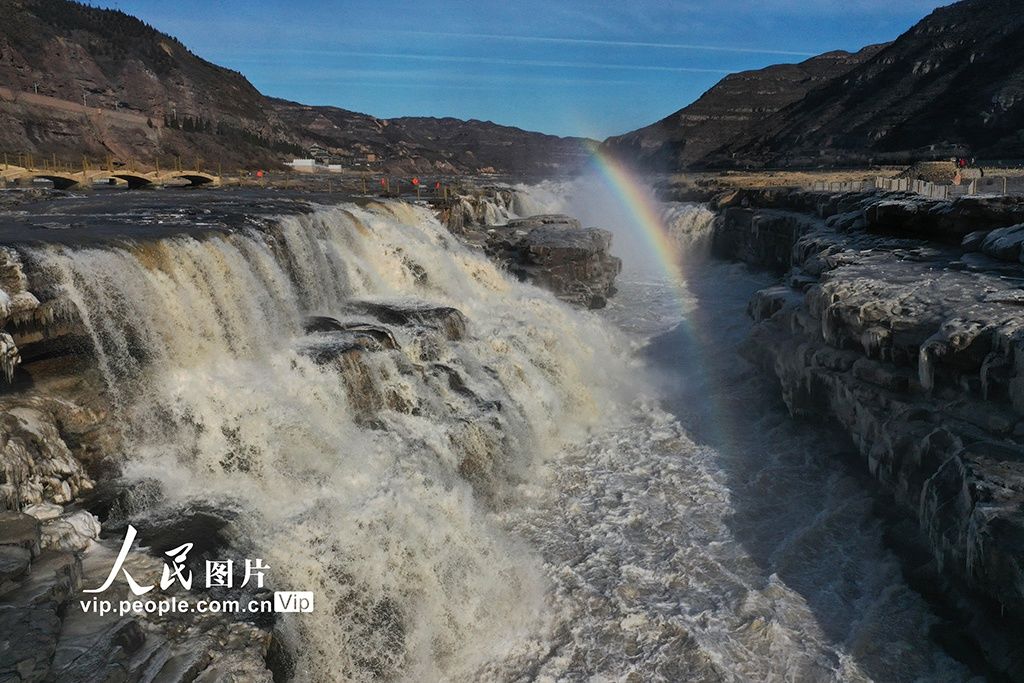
[601, 46, 885, 171]
[607, 0, 1024, 170]
[708, 187, 1024, 678]
[714, 0, 1024, 167]
[0, 0, 590, 174]
[0, 0, 298, 168]
[444, 189, 622, 308]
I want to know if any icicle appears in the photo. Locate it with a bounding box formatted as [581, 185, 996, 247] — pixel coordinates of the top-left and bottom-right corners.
[0, 332, 20, 382]
[918, 344, 935, 392]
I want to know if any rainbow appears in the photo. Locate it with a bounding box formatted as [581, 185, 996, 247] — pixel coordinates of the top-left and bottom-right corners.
[586, 148, 688, 286]
[584, 146, 739, 452]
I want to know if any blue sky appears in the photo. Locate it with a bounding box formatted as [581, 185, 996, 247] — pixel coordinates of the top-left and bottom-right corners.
[97, 1, 951, 138]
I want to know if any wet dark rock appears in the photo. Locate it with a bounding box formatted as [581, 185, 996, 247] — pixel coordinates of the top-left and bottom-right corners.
[963, 223, 1024, 263]
[303, 302, 478, 421]
[106, 503, 240, 561]
[0, 511, 41, 558]
[7, 549, 83, 607]
[80, 477, 166, 525]
[713, 187, 1024, 677]
[0, 545, 31, 585]
[343, 302, 467, 341]
[0, 532, 85, 683]
[469, 213, 621, 309]
[300, 316, 402, 366]
[300, 304, 468, 377]
[443, 195, 622, 309]
[265, 631, 296, 683]
[513, 220, 622, 309]
[505, 214, 582, 231]
[431, 363, 476, 399]
[49, 616, 146, 682]
[300, 337, 382, 367]
[0, 603, 62, 681]
[304, 316, 401, 349]
[429, 363, 502, 414]
[864, 195, 1024, 243]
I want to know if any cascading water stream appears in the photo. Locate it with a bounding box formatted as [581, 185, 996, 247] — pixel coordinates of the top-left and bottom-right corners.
[26, 201, 635, 681]
[23, 191, 976, 682]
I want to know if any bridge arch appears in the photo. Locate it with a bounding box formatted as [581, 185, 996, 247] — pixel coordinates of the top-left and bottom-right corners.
[172, 173, 218, 187]
[111, 173, 154, 189]
[9, 167, 221, 190]
[28, 174, 81, 190]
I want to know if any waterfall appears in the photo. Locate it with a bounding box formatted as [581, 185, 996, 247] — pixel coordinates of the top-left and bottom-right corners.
[15, 194, 971, 682]
[663, 203, 717, 256]
[25, 201, 635, 682]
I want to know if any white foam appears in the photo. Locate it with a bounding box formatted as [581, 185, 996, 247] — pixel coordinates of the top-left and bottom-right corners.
[29, 201, 638, 681]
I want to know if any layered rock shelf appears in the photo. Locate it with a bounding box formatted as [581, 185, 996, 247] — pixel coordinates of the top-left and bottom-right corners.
[479, 215, 621, 309]
[710, 188, 1024, 677]
[445, 191, 622, 309]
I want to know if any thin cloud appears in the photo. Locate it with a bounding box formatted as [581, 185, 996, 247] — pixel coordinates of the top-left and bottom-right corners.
[394, 30, 818, 57]
[254, 68, 644, 88]
[259, 79, 507, 92]
[236, 49, 734, 75]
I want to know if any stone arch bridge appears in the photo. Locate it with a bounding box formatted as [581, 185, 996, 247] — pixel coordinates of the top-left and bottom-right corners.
[1, 165, 220, 189]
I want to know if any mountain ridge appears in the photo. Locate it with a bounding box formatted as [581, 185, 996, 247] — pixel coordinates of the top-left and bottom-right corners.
[0, 0, 591, 175]
[711, 0, 1024, 167]
[606, 0, 1024, 170]
[601, 44, 888, 171]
